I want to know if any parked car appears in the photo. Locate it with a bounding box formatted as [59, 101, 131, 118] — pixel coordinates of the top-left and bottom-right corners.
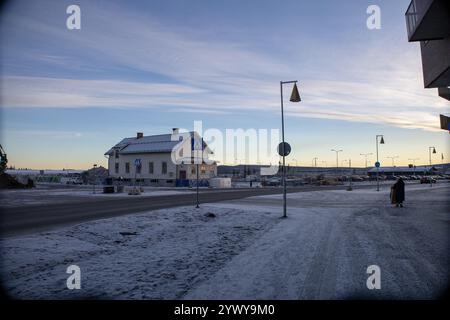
[60, 177, 83, 185]
[264, 177, 281, 186]
[420, 177, 436, 184]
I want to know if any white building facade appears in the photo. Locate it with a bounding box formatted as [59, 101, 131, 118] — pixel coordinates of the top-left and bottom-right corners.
[104, 129, 217, 186]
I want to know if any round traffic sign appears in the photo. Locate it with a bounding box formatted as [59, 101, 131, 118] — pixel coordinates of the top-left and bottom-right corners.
[375, 161, 380, 168]
[278, 142, 291, 157]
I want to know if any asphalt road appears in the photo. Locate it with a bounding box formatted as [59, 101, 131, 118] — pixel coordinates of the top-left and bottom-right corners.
[1, 185, 365, 237]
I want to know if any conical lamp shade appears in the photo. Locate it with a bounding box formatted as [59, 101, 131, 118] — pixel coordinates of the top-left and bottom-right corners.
[290, 83, 301, 102]
[433, 147, 436, 153]
[380, 137, 385, 144]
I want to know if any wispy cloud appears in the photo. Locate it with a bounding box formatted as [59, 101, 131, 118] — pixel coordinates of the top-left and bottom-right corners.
[1, 0, 448, 132]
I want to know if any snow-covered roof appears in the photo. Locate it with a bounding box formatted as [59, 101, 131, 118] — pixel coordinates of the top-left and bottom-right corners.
[119, 141, 180, 154]
[105, 131, 211, 156]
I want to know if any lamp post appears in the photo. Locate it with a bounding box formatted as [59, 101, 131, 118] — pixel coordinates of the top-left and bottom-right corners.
[192, 136, 204, 208]
[360, 153, 373, 168]
[386, 155, 399, 167]
[375, 135, 384, 191]
[280, 80, 301, 218]
[196, 161, 199, 207]
[312, 157, 318, 167]
[348, 158, 353, 191]
[331, 149, 343, 175]
[92, 164, 97, 194]
[429, 146, 436, 187]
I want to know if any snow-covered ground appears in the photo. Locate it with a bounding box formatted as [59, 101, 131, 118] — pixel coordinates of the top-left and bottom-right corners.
[1, 183, 448, 299]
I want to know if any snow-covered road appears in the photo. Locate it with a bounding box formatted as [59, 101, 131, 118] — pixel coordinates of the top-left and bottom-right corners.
[1, 184, 449, 299]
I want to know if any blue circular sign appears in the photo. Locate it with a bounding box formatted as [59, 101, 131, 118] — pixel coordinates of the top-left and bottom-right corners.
[375, 161, 380, 168]
[277, 142, 291, 157]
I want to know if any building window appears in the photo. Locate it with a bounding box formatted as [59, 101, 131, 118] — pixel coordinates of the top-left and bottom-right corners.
[136, 164, 141, 174]
[162, 162, 167, 174]
[115, 163, 119, 174]
[115, 150, 119, 159]
[125, 162, 130, 174]
[149, 162, 154, 174]
[191, 167, 196, 175]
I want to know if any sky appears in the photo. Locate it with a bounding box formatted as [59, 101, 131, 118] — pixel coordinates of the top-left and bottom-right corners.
[0, 0, 449, 169]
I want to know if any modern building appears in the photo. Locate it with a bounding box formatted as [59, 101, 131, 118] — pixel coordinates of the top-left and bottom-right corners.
[104, 129, 217, 186]
[405, 0, 450, 100]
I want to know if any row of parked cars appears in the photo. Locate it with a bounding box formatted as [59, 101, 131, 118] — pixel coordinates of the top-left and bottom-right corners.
[384, 174, 449, 184]
[261, 174, 449, 186]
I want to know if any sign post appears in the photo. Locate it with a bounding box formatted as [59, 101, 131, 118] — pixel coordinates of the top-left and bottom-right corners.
[193, 136, 203, 208]
[134, 159, 141, 190]
[375, 161, 381, 190]
[278, 141, 291, 218]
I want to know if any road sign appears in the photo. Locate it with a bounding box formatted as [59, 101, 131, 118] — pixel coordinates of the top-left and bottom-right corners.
[375, 161, 380, 168]
[192, 137, 204, 151]
[277, 142, 291, 157]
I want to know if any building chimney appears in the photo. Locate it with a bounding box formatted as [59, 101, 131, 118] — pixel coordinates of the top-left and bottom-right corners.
[172, 128, 179, 135]
[137, 132, 143, 139]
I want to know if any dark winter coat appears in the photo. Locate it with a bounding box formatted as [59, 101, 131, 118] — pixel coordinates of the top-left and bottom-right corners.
[391, 178, 405, 203]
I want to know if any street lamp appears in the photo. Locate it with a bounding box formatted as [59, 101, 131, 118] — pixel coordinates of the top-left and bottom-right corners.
[280, 80, 301, 218]
[386, 155, 399, 167]
[429, 146, 436, 187]
[375, 135, 384, 191]
[331, 149, 343, 174]
[92, 164, 98, 194]
[360, 153, 373, 168]
[312, 157, 318, 167]
[348, 159, 353, 191]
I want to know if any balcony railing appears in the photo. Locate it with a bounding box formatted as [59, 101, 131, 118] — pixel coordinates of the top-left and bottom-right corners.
[405, 0, 434, 41]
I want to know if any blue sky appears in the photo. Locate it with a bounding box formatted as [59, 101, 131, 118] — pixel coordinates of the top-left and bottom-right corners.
[1, 0, 449, 169]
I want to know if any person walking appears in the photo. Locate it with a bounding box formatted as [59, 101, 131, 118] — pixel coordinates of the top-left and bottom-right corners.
[391, 177, 405, 207]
